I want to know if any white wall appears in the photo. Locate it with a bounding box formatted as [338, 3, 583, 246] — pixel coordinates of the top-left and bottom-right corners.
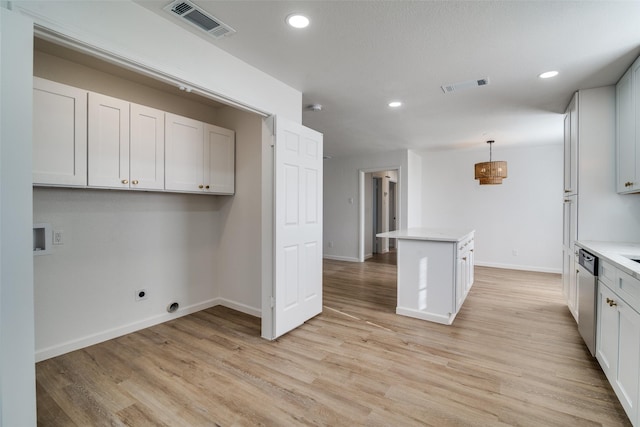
[15, 1, 302, 122]
[420, 144, 563, 273]
[0, 8, 37, 426]
[31, 46, 267, 360]
[323, 150, 414, 262]
[214, 108, 265, 315]
[577, 86, 640, 242]
[33, 190, 223, 360]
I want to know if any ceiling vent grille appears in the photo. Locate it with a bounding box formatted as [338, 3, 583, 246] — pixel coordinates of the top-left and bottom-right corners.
[441, 77, 490, 94]
[164, 0, 236, 39]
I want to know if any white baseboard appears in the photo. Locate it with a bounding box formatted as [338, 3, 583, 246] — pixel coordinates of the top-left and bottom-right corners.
[35, 297, 260, 362]
[475, 261, 561, 274]
[323, 254, 361, 262]
[364, 253, 373, 260]
[396, 307, 455, 325]
[217, 298, 261, 318]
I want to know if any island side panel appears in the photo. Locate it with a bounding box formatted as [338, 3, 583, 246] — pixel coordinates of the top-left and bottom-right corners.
[396, 238, 457, 324]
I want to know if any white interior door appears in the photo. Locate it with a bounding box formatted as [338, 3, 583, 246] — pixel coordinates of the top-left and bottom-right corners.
[273, 117, 323, 338]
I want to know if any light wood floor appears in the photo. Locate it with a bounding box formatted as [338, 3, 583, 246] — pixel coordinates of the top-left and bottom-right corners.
[37, 254, 631, 426]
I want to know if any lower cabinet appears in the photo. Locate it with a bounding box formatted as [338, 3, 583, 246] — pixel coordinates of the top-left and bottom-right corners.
[597, 279, 640, 426]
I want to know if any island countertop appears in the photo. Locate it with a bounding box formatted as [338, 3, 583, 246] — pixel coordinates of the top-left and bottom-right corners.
[377, 228, 475, 243]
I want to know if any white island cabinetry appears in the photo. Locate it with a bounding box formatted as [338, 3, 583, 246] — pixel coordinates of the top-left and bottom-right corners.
[377, 228, 475, 325]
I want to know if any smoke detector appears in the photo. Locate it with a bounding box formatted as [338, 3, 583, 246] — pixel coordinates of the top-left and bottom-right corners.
[164, 0, 236, 39]
[441, 77, 490, 94]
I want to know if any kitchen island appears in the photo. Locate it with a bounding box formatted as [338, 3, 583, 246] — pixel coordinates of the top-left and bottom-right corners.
[377, 228, 475, 325]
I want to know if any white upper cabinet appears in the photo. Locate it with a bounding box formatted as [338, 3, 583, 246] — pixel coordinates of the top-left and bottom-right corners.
[88, 92, 130, 188]
[165, 113, 204, 192]
[33, 77, 87, 186]
[564, 93, 578, 196]
[204, 123, 235, 194]
[617, 57, 640, 194]
[129, 104, 165, 191]
[166, 113, 235, 194]
[89, 94, 165, 191]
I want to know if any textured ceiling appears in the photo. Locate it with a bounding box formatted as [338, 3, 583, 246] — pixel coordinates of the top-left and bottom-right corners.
[137, 1, 640, 157]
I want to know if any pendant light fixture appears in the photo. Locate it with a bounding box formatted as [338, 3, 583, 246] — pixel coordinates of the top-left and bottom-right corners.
[474, 140, 507, 185]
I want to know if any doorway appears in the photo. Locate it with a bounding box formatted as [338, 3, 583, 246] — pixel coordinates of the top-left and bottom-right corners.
[359, 168, 400, 261]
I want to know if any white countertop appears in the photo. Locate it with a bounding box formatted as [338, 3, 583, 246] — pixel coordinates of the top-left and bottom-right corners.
[576, 240, 640, 279]
[376, 228, 475, 243]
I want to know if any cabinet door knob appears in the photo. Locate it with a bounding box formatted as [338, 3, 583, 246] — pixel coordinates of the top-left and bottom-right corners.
[625, 181, 634, 187]
[564, 189, 571, 193]
[121, 179, 129, 184]
[198, 184, 204, 189]
[206, 185, 210, 189]
[132, 180, 139, 185]
[606, 297, 617, 307]
[462, 257, 467, 261]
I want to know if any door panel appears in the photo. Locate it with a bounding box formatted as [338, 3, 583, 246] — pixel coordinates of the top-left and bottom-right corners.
[130, 104, 164, 190]
[273, 117, 323, 338]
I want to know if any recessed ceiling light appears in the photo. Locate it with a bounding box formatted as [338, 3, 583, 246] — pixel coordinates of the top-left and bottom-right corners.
[286, 14, 309, 29]
[539, 71, 559, 79]
[388, 101, 402, 108]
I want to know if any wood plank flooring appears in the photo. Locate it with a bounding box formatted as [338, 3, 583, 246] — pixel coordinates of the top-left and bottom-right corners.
[36, 254, 631, 426]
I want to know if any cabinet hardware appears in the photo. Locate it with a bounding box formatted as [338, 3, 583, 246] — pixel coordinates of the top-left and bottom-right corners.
[121, 179, 128, 184]
[198, 184, 204, 189]
[564, 189, 571, 193]
[625, 181, 634, 187]
[606, 297, 617, 307]
[206, 185, 210, 189]
[462, 257, 467, 261]
[132, 179, 139, 185]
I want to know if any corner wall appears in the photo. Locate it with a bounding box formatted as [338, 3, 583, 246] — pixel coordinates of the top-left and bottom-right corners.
[323, 150, 412, 261]
[420, 144, 563, 273]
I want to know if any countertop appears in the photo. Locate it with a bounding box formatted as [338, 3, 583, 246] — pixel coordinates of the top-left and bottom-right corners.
[576, 240, 640, 279]
[376, 228, 475, 243]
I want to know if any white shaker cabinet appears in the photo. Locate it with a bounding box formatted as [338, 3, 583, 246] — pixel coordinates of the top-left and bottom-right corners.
[129, 103, 165, 191]
[33, 77, 87, 186]
[204, 123, 235, 195]
[564, 93, 578, 196]
[88, 92, 130, 189]
[165, 113, 205, 192]
[88, 94, 165, 191]
[596, 264, 640, 426]
[165, 113, 235, 194]
[616, 56, 640, 194]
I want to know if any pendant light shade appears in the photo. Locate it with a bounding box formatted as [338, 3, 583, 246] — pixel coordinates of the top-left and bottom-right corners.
[474, 140, 507, 185]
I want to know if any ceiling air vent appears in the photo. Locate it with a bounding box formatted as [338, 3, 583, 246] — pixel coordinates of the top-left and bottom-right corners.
[441, 77, 490, 94]
[164, 0, 236, 39]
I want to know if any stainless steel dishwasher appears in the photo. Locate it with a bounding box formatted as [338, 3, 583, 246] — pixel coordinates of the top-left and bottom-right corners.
[577, 248, 598, 356]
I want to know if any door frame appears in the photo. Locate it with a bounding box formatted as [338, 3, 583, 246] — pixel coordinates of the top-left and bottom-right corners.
[358, 166, 402, 262]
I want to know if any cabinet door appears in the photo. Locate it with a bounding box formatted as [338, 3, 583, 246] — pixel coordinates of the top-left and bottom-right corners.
[204, 123, 235, 194]
[130, 104, 164, 191]
[165, 113, 204, 192]
[88, 92, 130, 188]
[33, 77, 87, 186]
[617, 298, 640, 423]
[568, 254, 578, 322]
[564, 93, 578, 195]
[597, 282, 618, 380]
[617, 67, 636, 193]
[597, 282, 640, 424]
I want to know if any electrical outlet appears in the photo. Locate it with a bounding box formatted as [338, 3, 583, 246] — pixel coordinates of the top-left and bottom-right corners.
[512, 249, 518, 256]
[53, 229, 64, 245]
[135, 289, 148, 301]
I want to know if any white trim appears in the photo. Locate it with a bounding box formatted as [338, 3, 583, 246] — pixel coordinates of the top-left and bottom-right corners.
[323, 254, 361, 263]
[217, 298, 261, 318]
[396, 307, 456, 325]
[31, 25, 269, 118]
[35, 298, 221, 362]
[475, 261, 561, 274]
[365, 253, 373, 260]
